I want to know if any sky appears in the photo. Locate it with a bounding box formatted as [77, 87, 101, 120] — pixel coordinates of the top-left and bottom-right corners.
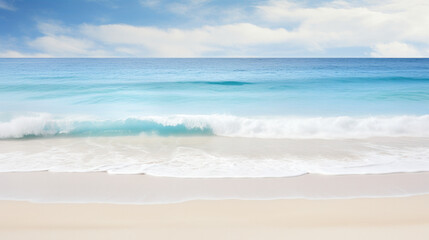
[0, 0, 428, 57]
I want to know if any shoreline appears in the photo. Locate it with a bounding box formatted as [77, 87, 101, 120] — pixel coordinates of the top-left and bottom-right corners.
[2, 135, 429, 177]
[1, 171, 429, 204]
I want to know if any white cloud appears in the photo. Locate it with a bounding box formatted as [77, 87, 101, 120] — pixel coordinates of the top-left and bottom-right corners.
[256, 0, 429, 55]
[3, 0, 429, 57]
[371, 42, 423, 57]
[0, 0, 15, 11]
[29, 36, 95, 56]
[0, 50, 51, 58]
[140, 0, 211, 14]
[22, 23, 293, 57]
[37, 22, 72, 36]
[139, 0, 161, 8]
[139, 0, 243, 25]
[167, 0, 211, 15]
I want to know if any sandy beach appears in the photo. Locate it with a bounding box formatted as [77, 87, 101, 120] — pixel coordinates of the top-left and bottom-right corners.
[1, 195, 429, 240]
[0, 172, 428, 239]
[2, 0, 429, 238]
[2, 171, 429, 203]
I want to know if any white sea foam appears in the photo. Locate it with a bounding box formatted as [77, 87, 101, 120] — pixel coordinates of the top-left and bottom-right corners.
[2, 114, 429, 139]
[0, 113, 74, 139]
[0, 135, 429, 178]
[149, 114, 429, 139]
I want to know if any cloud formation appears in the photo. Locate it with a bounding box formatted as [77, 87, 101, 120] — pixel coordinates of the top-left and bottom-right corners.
[1, 0, 429, 57]
[0, 0, 15, 10]
[371, 42, 424, 58]
[257, 0, 429, 56]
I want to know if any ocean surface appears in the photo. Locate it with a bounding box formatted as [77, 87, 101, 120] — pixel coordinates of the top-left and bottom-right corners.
[1, 58, 429, 177]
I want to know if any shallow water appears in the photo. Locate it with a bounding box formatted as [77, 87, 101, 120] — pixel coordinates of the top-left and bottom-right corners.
[1, 58, 429, 177]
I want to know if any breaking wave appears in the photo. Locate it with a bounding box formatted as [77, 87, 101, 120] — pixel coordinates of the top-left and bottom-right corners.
[2, 114, 429, 139]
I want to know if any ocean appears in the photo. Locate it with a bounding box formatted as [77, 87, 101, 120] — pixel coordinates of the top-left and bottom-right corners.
[1, 58, 429, 177]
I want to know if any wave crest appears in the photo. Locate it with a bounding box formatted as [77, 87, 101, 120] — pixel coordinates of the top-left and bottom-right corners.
[1, 114, 429, 139]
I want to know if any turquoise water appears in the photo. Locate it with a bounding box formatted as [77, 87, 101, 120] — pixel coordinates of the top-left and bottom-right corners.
[1, 58, 429, 117]
[1, 58, 429, 177]
[1, 58, 429, 138]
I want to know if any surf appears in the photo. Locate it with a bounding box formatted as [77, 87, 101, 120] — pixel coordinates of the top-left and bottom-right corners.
[2, 114, 429, 139]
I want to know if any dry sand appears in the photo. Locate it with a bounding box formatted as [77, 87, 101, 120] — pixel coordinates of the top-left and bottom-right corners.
[1, 172, 429, 239]
[1, 195, 429, 240]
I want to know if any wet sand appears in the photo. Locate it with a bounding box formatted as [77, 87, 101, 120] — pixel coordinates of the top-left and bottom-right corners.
[1, 171, 429, 203]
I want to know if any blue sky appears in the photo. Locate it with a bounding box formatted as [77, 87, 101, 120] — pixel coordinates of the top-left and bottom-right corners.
[0, 0, 428, 57]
